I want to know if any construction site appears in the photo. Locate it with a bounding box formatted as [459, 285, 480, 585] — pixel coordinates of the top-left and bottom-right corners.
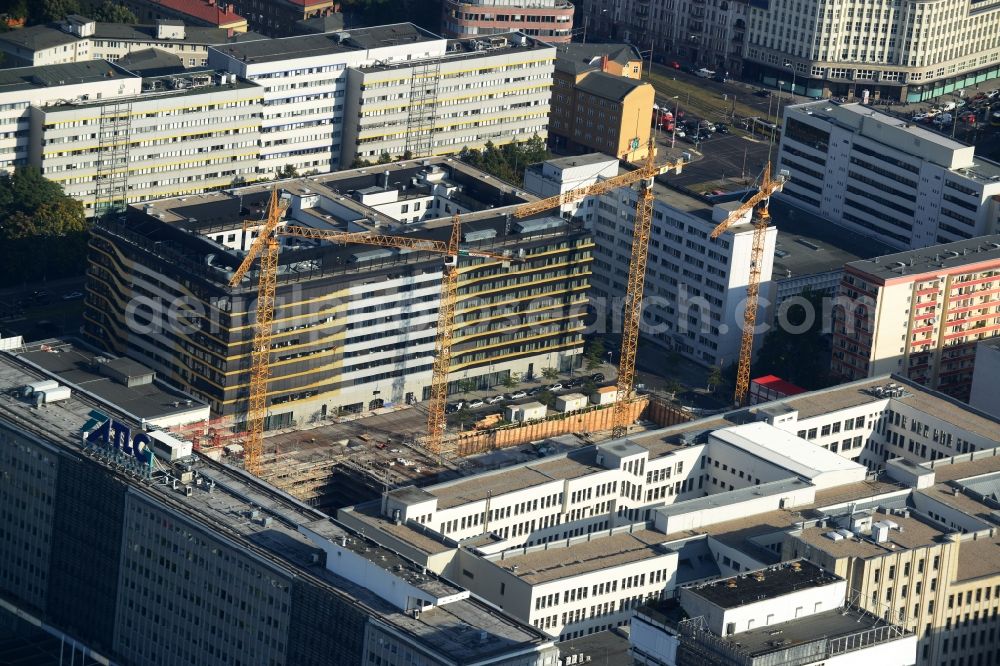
[77, 142, 777, 513]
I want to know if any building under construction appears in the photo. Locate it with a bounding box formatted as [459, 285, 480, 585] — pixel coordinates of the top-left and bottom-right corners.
[83, 157, 593, 431]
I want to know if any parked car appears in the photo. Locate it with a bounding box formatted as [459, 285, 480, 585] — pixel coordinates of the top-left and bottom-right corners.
[548, 383, 564, 392]
[486, 395, 504, 404]
[712, 74, 727, 83]
[698, 131, 712, 141]
[674, 128, 686, 138]
[466, 399, 485, 409]
[716, 123, 730, 134]
[446, 401, 465, 413]
[526, 387, 542, 396]
[62, 291, 84, 300]
[591, 373, 605, 382]
[668, 60, 681, 69]
[754, 89, 771, 97]
[507, 390, 528, 399]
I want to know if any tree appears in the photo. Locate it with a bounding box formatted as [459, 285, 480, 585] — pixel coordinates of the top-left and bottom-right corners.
[501, 372, 521, 390]
[535, 389, 556, 408]
[459, 135, 550, 186]
[707, 365, 724, 393]
[457, 378, 477, 394]
[0, 167, 87, 287]
[541, 367, 559, 381]
[32, 0, 80, 23]
[340, 0, 442, 33]
[583, 336, 606, 370]
[664, 378, 683, 398]
[274, 164, 299, 180]
[377, 151, 392, 164]
[91, 0, 136, 23]
[751, 289, 837, 390]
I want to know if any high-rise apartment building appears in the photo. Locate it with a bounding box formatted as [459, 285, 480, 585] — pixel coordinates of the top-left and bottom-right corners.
[525, 155, 776, 368]
[831, 235, 1000, 402]
[209, 24, 554, 175]
[32, 69, 263, 216]
[744, 0, 1000, 102]
[777, 102, 1000, 250]
[83, 158, 592, 427]
[0, 352, 558, 665]
[441, 0, 574, 44]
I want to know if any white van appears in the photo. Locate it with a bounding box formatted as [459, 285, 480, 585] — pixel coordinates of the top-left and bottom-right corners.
[696, 68, 716, 78]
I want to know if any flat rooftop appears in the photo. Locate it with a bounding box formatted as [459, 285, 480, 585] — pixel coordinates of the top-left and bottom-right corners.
[15, 340, 206, 423]
[770, 199, 893, 280]
[712, 422, 863, 481]
[556, 629, 631, 664]
[0, 60, 135, 94]
[42, 69, 261, 111]
[656, 478, 814, 519]
[845, 234, 1000, 282]
[490, 529, 676, 584]
[0, 352, 551, 660]
[730, 605, 909, 658]
[360, 34, 552, 73]
[211, 23, 439, 64]
[687, 560, 837, 609]
[794, 510, 949, 559]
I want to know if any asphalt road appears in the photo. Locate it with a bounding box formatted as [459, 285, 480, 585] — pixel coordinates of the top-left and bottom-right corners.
[669, 133, 775, 188]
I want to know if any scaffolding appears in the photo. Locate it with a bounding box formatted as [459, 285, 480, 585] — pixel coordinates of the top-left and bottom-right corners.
[94, 99, 132, 218]
[404, 59, 440, 158]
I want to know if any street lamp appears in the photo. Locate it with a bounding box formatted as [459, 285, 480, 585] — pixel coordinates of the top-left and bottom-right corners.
[670, 95, 680, 148]
[783, 60, 797, 98]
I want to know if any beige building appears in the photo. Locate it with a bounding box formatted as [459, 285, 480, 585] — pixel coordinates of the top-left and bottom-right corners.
[341, 33, 554, 166]
[831, 235, 1000, 403]
[744, 0, 1000, 102]
[31, 70, 263, 216]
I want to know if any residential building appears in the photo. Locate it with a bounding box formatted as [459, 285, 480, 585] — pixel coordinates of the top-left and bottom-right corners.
[525, 154, 776, 368]
[210, 25, 554, 175]
[777, 102, 1000, 250]
[340, 34, 554, 167]
[83, 157, 592, 427]
[578, 0, 748, 79]
[441, 0, 574, 44]
[553, 43, 643, 80]
[0, 16, 258, 70]
[831, 235, 1000, 402]
[631, 560, 917, 666]
[968, 339, 1000, 419]
[343, 372, 1000, 664]
[0, 61, 141, 174]
[126, 0, 335, 37]
[743, 0, 1000, 102]
[548, 69, 654, 162]
[0, 351, 558, 666]
[121, 0, 249, 32]
[31, 68, 264, 216]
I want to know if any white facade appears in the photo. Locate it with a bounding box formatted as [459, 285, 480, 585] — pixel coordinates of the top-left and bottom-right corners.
[745, 0, 1000, 102]
[969, 339, 1000, 419]
[528, 154, 777, 366]
[31, 71, 264, 215]
[777, 102, 1000, 250]
[0, 63, 141, 174]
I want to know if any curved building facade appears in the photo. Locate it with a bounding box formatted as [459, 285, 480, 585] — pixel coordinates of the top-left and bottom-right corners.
[442, 0, 574, 44]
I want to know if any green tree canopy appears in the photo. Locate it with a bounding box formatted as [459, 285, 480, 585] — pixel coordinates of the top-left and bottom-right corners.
[751, 289, 837, 390]
[31, 0, 80, 24]
[0, 167, 88, 286]
[91, 0, 136, 23]
[459, 135, 550, 186]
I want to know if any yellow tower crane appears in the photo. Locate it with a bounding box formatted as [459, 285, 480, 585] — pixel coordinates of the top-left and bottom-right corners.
[230, 191, 511, 474]
[514, 140, 683, 439]
[708, 162, 787, 406]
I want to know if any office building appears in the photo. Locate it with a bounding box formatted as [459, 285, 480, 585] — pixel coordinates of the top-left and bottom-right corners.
[83, 157, 592, 428]
[32, 68, 264, 216]
[525, 154, 776, 368]
[577, 0, 748, 79]
[343, 373, 1000, 663]
[743, 0, 1000, 102]
[0, 16, 258, 70]
[0, 61, 141, 174]
[747, 375, 805, 405]
[0, 351, 558, 666]
[777, 102, 1000, 250]
[121, 0, 249, 32]
[831, 235, 1000, 402]
[968, 339, 1000, 418]
[631, 560, 917, 666]
[210, 25, 553, 175]
[442, 0, 574, 44]
[126, 0, 336, 37]
[548, 47, 654, 161]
